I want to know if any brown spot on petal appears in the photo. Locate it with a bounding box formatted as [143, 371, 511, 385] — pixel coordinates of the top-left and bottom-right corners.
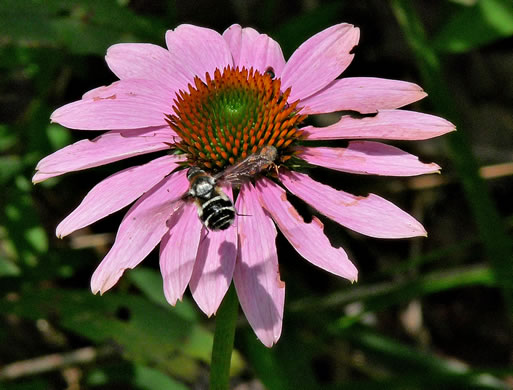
[339, 195, 365, 207]
[93, 94, 117, 101]
[288, 206, 303, 222]
[277, 270, 285, 289]
[238, 231, 247, 246]
[311, 216, 324, 229]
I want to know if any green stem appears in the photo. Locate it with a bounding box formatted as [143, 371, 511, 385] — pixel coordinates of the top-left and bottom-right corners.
[209, 283, 238, 390]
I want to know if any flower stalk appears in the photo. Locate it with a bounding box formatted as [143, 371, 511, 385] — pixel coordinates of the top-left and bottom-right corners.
[209, 283, 238, 390]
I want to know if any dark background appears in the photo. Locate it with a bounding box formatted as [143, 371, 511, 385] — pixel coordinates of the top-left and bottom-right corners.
[1, 0, 513, 389]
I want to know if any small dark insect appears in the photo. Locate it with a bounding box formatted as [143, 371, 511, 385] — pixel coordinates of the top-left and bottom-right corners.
[265, 67, 276, 79]
[218, 145, 278, 185]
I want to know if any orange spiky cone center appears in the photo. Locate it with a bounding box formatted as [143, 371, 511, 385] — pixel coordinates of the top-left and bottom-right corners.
[166, 66, 307, 172]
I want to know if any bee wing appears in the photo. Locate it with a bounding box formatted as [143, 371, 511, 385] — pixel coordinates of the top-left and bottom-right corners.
[214, 149, 277, 186]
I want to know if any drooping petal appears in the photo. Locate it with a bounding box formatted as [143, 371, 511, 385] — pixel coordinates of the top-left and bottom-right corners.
[299, 77, 427, 115]
[90, 170, 189, 295]
[189, 186, 237, 316]
[279, 171, 426, 238]
[56, 155, 181, 238]
[298, 142, 440, 176]
[160, 202, 203, 305]
[165, 24, 233, 83]
[223, 24, 286, 77]
[105, 43, 191, 92]
[233, 183, 284, 347]
[32, 127, 173, 183]
[51, 79, 176, 130]
[256, 177, 357, 281]
[303, 109, 456, 141]
[280, 23, 359, 102]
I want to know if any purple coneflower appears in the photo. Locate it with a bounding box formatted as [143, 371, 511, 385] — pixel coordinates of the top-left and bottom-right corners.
[34, 24, 454, 347]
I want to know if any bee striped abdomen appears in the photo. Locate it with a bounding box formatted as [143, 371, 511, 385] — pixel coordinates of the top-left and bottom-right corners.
[199, 193, 236, 231]
[187, 167, 236, 231]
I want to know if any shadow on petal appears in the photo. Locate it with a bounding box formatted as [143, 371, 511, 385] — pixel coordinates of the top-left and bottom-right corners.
[234, 251, 284, 347]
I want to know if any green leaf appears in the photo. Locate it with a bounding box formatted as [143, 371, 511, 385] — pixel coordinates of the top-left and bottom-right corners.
[87, 363, 189, 390]
[0, 378, 50, 390]
[131, 365, 189, 390]
[291, 264, 494, 314]
[0, 0, 167, 55]
[46, 124, 71, 150]
[128, 268, 245, 374]
[0, 288, 198, 379]
[0, 124, 17, 152]
[128, 267, 198, 322]
[335, 326, 511, 390]
[3, 184, 48, 266]
[0, 156, 23, 185]
[0, 287, 244, 381]
[240, 316, 321, 390]
[0, 255, 20, 277]
[433, 0, 513, 53]
[241, 330, 292, 390]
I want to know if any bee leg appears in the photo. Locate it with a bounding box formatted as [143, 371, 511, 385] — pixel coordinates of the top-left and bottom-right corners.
[266, 162, 280, 178]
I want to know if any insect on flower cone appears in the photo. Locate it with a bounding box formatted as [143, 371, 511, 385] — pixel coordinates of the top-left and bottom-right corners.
[34, 23, 455, 347]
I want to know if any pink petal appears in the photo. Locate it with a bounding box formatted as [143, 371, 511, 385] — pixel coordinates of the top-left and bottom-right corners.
[233, 183, 284, 348]
[165, 24, 233, 82]
[50, 79, 175, 130]
[303, 109, 456, 141]
[105, 43, 191, 92]
[33, 172, 65, 183]
[160, 202, 203, 305]
[300, 77, 427, 115]
[281, 24, 360, 102]
[279, 171, 426, 238]
[189, 186, 237, 317]
[298, 142, 440, 176]
[56, 155, 181, 238]
[80, 79, 174, 102]
[222, 24, 256, 67]
[90, 170, 189, 295]
[256, 177, 358, 281]
[222, 24, 286, 76]
[32, 127, 173, 183]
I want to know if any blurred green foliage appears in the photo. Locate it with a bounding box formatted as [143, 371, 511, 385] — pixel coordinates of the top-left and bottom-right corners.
[1, 0, 513, 389]
[433, 0, 513, 53]
[0, 0, 167, 55]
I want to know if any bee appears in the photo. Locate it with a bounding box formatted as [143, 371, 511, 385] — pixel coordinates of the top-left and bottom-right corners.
[186, 167, 236, 231]
[185, 145, 278, 231]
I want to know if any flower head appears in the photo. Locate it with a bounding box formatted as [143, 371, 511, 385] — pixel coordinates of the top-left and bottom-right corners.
[34, 24, 454, 347]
